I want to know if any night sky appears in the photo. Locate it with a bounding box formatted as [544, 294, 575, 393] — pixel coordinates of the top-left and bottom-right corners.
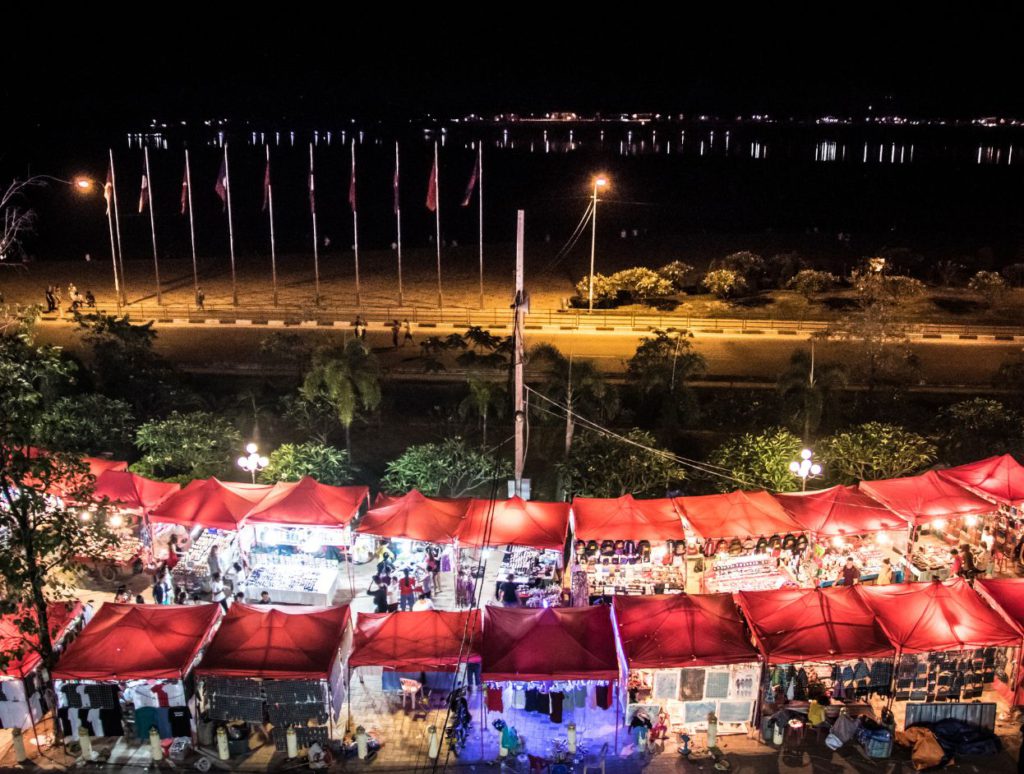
[2, 23, 1021, 129]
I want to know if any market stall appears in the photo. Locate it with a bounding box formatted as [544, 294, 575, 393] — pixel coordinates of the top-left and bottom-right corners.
[860, 472, 995, 581]
[675, 491, 806, 593]
[774, 485, 911, 587]
[0, 602, 84, 734]
[241, 477, 369, 605]
[51, 603, 221, 743]
[857, 579, 1020, 721]
[613, 593, 761, 735]
[194, 604, 351, 754]
[570, 495, 688, 602]
[975, 578, 1024, 706]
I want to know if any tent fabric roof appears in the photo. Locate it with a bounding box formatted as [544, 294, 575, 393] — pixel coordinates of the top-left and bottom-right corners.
[356, 490, 470, 542]
[0, 601, 84, 678]
[195, 604, 350, 679]
[53, 603, 221, 681]
[456, 498, 570, 550]
[613, 593, 758, 669]
[859, 471, 994, 526]
[243, 477, 368, 527]
[150, 478, 273, 530]
[676, 490, 804, 540]
[481, 606, 619, 682]
[85, 457, 129, 477]
[349, 610, 481, 671]
[92, 470, 181, 512]
[937, 455, 1024, 507]
[856, 578, 1021, 654]
[975, 579, 1024, 636]
[736, 586, 896, 663]
[572, 495, 687, 542]
[774, 485, 909, 537]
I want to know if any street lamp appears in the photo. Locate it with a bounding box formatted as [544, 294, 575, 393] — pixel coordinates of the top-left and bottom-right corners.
[789, 448, 822, 491]
[587, 175, 609, 313]
[237, 443, 269, 484]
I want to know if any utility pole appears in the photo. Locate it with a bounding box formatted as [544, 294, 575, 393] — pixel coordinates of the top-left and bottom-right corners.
[512, 210, 527, 498]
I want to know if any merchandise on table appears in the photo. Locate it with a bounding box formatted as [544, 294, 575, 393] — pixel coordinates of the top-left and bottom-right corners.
[500, 546, 559, 581]
[704, 554, 792, 594]
[244, 564, 339, 606]
[585, 561, 684, 597]
[172, 530, 238, 595]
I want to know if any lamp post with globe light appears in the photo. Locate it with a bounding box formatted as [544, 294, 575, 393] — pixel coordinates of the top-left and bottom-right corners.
[789, 448, 822, 491]
[237, 443, 269, 484]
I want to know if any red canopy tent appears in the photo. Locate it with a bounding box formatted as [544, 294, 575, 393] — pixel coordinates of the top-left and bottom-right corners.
[859, 471, 993, 526]
[676, 490, 804, 539]
[481, 606, 619, 682]
[937, 455, 1024, 507]
[456, 497, 570, 550]
[356, 490, 469, 542]
[572, 495, 687, 542]
[349, 610, 481, 671]
[0, 602, 84, 678]
[12, 448, 128, 497]
[613, 593, 758, 669]
[85, 457, 129, 477]
[856, 578, 1020, 654]
[92, 470, 181, 512]
[736, 586, 896, 663]
[243, 477, 369, 527]
[195, 604, 350, 680]
[149, 478, 273, 530]
[975, 579, 1024, 704]
[52, 603, 221, 681]
[774, 485, 909, 538]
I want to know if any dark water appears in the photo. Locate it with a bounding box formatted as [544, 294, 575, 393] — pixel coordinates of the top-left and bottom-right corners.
[8, 119, 1024, 267]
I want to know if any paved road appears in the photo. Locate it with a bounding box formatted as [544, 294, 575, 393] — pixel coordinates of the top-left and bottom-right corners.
[33, 320, 1022, 386]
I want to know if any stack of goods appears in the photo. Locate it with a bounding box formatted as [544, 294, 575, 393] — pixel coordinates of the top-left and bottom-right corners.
[820, 545, 886, 582]
[250, 552, 337, 572]
[501, 547, 558, 586]
[265, 680, 329, 752]
[585, 562, 683, 596]
[892, 649, 997, 703]
[574, 540, 655, 563]
[705, 554, 788, 593]
[907, 545, 950, 579]
[172, 531, 236, 593]
[521, 586, 562, 608]
[254, 525, 347, 553]
[244, 564, 338, 605]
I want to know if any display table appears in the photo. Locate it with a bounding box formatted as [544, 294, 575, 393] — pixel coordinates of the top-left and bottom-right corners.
[705, 554, 792, 593]
[244, 565, 339, 606]
[584, 561, 684, 597]
[172, 530, 238, 595]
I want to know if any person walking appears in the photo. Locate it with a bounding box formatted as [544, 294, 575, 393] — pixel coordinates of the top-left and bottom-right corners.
[152, 574, 168, 605]
[391, 320, 400, 349]
[44, 287, 55, 312]
[357, 315, 367, 340]
[399, 569, 417, 611]
[367, 574, 389, 613]
[386, 576, 400, 613]
[876, 557, 893, 585]
[497, 574, 520, 607]
[840, 557, 861, 586]
[210, 572, 228, 612]
[195, 287, 205, 310]
[402, 319, 413, 346]
[85, 290, 96, 308]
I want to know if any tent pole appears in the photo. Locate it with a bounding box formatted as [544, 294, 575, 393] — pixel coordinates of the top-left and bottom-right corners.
[479, 681, 485, 760]
[613, 682, 618, 755]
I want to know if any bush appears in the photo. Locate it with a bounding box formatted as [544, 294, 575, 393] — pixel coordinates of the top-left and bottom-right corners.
[850, 270, 925, 306]
[701, 268, 748, 299]
[657, 261, 696, 291]
[788, 269, 838, 300]
[765, 252, 807, 288]
[968, 271, 1008, 305]
[717, 251, 766, 288]
[574, 273, 619, 306]
[610, 267, 674, 301]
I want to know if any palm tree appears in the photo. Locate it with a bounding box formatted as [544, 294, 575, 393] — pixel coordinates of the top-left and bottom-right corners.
[777, 343, 848, 441]
[300, 340, 382, 457]
[458, 374, 507, 447]
[528, 343, 618, 455]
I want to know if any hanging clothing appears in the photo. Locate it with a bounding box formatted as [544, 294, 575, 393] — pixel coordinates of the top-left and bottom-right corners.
[486, 688, 504, 713]
[550, 692, 564, 724]
[596, 683, 612, 710]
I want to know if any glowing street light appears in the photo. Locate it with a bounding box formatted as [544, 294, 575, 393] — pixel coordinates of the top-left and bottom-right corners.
[587, 175, 609, 313]
[789, 448, 822, 491]
[237, 443, 269, 484]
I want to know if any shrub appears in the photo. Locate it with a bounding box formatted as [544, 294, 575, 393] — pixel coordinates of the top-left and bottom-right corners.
[701, 268, 748, 299]
[657, 261, 696, 290]
[968, 270, 1008, 305]
[609, 267, 674, 301]
[788, 269, 838, 300]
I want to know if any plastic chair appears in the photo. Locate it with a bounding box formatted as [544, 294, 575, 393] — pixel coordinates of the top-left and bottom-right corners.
[400, 678, 423, 710]
[582, 742, 608, 773]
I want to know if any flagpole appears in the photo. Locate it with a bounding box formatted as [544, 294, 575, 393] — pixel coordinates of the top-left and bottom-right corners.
[224, 143, 238, 306]
[395, 141, 404, 306]
[104, 172, 122, 313]
[478, 142, 484, 309]
[266, 145, 278, 307]
[143, 146, 162, 304]
[434, 141, 443, 308]
[184, 150, 199, 303]
[309, 142, 321, 305]
[351, 139, 361, 307]
[109, 149, 128, 305]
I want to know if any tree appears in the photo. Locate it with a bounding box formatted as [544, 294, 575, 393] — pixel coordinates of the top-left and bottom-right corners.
[0, 178, 42, 263]
[556, 428, 686, 498]
[1001, 263, 1024, 288]
[765, 252, 807, 289]
[706, 426, 806, 493]
[776, 348, 848, 440]
[819, 422, 936, 484]
[259, 442, 358, 486]
[528, 343, 618, 455]
[936, 398, 1024, 465]
[788, 269, 838, 301]
[574, 273, 619, 306]
[716, 251, 766, 289]
[626, 330, 706, 435]
[657, 261, 696, 291]
[0, 312, 114, 672]
[132, 410, 242, 483]
[300, 340, 382, 456]
[701, 268, 748, 299]
[458, 374, 507, 447]
[380, 437, 511, 497]
[35, 394, 136, 457]
[933, 260, 965, 288]
[968, 271, 1008, 307]
[606, 268, 674, 303]
[823, 302, 919, 395]
[850, 270, 924, 307]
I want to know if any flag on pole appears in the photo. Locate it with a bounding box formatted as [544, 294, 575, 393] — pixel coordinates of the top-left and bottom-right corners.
[104, 167, 113, 216]
[348, 154, 357, 213]
[138, 174, 150, 214]
[426, 157, 438, 212]
[262, 159, 271, 213]
[393, 155, 400, 214]
[180, 163, 188, 215]
[460, 155, 479, 207]
[214, 159, 228, 210]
